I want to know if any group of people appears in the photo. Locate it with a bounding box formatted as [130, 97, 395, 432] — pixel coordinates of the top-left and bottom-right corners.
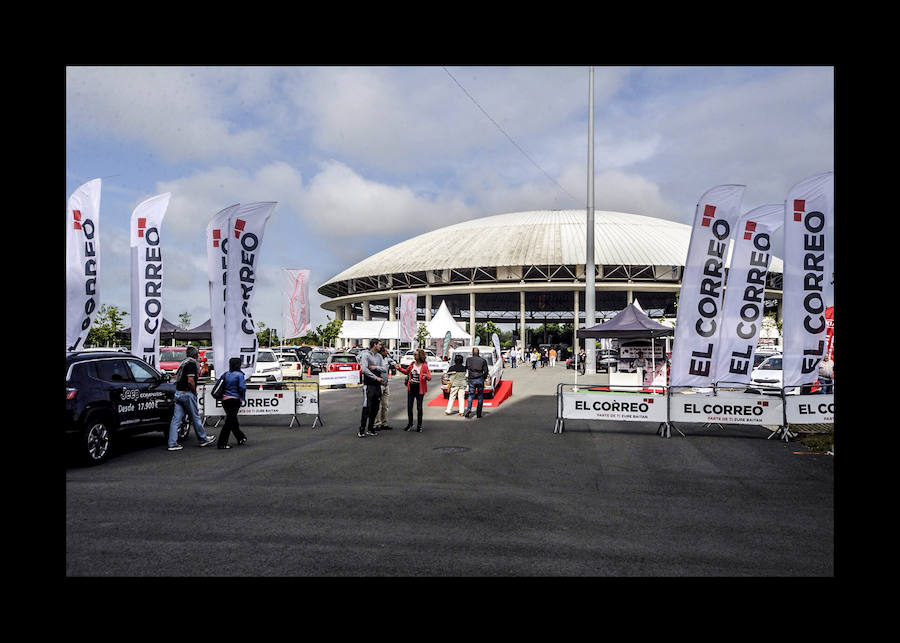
[357, 338, 491, 437]
[506, 346, 561, 370]
[166, 346, 247, 451]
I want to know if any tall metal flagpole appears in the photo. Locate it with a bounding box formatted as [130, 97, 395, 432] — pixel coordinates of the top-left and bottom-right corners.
[584, 66, 597, 375]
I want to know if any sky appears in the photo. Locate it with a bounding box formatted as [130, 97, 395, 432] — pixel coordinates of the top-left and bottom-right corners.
[65, 66, 834, 336]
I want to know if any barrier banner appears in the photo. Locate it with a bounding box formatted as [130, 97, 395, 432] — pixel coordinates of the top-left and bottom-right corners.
[670, 185, 745, 387]
[714, 204, 783, 385]
[783, 172, 834, 387]
[669, 392, 783, 425]
[399, 294, 417, 341]
[318, 370, 360, 387]
[225, 202, 277, 379]
[200, 386, 295, 417]
[129, 193, 171, 369]
[785, 394, 834, 424]
[206, 204, 241, 379]
[66, 178, 102, 352]
[294, 381, 319, 415]
[562, 391, 668, 423]
[282, 268, 311, 339]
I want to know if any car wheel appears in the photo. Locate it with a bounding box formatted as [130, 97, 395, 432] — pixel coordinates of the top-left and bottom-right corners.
[82, 416, 112, 465]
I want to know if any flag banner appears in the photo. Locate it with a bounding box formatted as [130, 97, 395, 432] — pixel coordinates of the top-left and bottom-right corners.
[670, 185, 745, 387]
[714, 204, 783, 385]
[206, 204, 241, 379]
[282, 269, 311, 339]
[825, 306, 834, 362]
[66, 179, 102, 351]
[491, 332, 501, 358]
[129, 193, 171, 369]
[782, 172, 833, 388]
[444, 331, 452, 357]
[399, 294, 417, 341]
[226, 202, 277, 378]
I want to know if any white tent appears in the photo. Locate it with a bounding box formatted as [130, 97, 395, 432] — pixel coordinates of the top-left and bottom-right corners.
[338, 320, 403, 340]
[426, 301, 472, 340]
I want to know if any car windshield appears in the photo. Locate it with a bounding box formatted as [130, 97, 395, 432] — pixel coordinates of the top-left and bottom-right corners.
[454, 351, 494, 366]
[160, 349, 184, 361]
[277, 354, 297, 362]
[759, 358, 782, 370]
[257, 351, 276, 362]
[310, 351, 329, 360]
[331, 355, 356, 363]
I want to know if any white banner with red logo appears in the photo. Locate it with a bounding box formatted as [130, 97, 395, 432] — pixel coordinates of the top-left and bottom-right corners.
[782, 172, 833, 388]
[669, 392, 784, 425]
[562, 391, 668, 423]
[200, 386, 295, 417]
[399, 293, 418, 341]
[206, 204, 241, 379]
[714, 204, 783, 385]
[670, 185, 745, 387]
[129, 193, 171, 369]
[225, 202, 277, 379]
[66, 178, 102, 352]
[282, 269, 311, 339]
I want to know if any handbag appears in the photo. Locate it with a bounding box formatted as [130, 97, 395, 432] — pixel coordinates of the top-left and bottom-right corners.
[210, 374, 226, 400]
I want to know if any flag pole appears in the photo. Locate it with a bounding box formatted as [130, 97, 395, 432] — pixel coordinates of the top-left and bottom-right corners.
[584, 66, 596, 376]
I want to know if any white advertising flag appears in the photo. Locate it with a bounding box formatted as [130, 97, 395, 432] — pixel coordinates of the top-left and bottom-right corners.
[714, 204, 783, 385]
[399, 294, 418, 341]
[282, 269, 311, 339]
[129, 193, 171, 369]
[670, 184, 745, 387]
[225, 202, 277, 378]
[66, 179, 102, 352]
[782, 172, 833, 388]
[206, 204, 241, 379]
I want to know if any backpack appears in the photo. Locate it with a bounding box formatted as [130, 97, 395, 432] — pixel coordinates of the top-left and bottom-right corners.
[210, 373, 226, 400]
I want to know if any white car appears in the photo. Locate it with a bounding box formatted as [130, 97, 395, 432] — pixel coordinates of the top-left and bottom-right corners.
[442, 346, 504, 398]
[399, 349, 436, 367]
[749, 354, 820, 395]
[250, 349, 284, 383]
[275, 352, 304, 379]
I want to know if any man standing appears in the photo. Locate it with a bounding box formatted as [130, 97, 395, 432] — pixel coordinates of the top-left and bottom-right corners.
[510, 347, 517, 368]
[373, 344, 396, 430]
[463, 347, 489, 419]
[358, 338, 386, 437]
[167, 345, 216, 450]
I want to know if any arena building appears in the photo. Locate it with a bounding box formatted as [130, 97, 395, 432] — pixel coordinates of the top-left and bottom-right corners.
[317, 209, 784, 347]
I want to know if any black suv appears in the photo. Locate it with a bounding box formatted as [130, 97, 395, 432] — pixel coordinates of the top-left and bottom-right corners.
[65, 351, 180, 465]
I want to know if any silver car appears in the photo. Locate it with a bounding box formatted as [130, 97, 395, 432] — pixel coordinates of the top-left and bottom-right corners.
[442, 346, 504, 398]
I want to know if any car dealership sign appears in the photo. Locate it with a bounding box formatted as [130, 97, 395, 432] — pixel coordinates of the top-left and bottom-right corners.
[669, 392, 783, 425]
[562, 391, 668, 423]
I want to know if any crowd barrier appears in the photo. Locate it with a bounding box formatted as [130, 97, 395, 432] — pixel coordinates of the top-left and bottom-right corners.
[198, 379, 324, 429]
[555, 382, 834, 441]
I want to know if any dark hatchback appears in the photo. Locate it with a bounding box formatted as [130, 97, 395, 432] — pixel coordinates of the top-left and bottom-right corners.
[65, 351, 179, 465]
[306, 349, 331, 374]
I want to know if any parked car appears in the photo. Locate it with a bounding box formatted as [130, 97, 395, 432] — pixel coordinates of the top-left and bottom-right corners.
[441, 346, 504, 399]
[748, 354, 820, 395]
[400, 348, 436, 367]
[275, 351, 304, 379]
[306, 349, 331, 374]
[325, 352, 362, 375]
[158, 347, 212, 377]
[65, 351, 178, 465]
[250, 349, 284, 384]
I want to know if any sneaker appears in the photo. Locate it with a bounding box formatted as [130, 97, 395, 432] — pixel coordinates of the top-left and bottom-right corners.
[167, 444, 184, 451]
[357, 431, 367, 438]
[364, 430, 378, 437]
[199, 436, 216, 447]
[445, 410, 452, 415]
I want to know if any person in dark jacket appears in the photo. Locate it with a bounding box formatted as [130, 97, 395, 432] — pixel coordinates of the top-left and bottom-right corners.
[463, 347, 489, 418]
[217, 357, 247, 449]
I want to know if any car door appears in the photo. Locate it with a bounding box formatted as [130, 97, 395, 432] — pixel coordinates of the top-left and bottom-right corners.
[92, 358, 144, 429]
[124, 358, 175, 427]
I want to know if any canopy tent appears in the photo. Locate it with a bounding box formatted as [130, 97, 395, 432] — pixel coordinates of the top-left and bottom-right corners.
[426, 301, 471, 340]
[115, 317, 183, 342]
[577, 300, 674, 340]
[338, 320, 403, 340]
[175, 318, 212, 341]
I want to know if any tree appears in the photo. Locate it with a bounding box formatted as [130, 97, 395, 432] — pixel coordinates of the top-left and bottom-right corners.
[318, 317, 343, 347]
[86, 304, 129, 347]
[178, 311, 192, 329]
[415, 322, 430, 348]
[256, 322, 279, 347]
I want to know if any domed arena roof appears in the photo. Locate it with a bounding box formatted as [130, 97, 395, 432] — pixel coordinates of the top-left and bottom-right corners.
[319, 209, 783, 298]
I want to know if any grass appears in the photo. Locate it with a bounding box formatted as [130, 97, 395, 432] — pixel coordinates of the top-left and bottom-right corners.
[796, 432, 834, 453]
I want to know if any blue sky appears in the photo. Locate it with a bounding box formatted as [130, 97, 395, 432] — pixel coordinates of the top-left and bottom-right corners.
[66, 66, 834, 334]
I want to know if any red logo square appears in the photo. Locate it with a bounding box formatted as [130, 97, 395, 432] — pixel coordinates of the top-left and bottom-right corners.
[794, 213, 802, 222]
[704, 205, 717, 218]
[793, 199, 805, 212]
[212, 229, 221, 239]
[138, 217, 146, 228]
[745, 221, 756, 232]
[213, 240, 219, 247]
[701, 218, 710, 227]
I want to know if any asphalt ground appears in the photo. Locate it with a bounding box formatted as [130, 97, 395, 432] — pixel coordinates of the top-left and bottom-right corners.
[65, 363, 834, 577]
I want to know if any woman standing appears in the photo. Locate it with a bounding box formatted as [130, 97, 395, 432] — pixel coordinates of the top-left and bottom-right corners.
[397, 348, 432, 432]
[444, 353, 467, 417]
[217, 357, 248, 449]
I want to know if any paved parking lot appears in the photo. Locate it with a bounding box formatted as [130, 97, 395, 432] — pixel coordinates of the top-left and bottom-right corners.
[66, 363, 834, 576]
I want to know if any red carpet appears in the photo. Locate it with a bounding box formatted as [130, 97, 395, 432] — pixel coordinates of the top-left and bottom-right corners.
[427, 379, 513, 408]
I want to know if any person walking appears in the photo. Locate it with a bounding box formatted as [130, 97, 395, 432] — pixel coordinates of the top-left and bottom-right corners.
[373, 344, 396, 430]
[531, 348, 539, 370]
[463, 347, 489, 418]
[358, 338, 386, 438]
[445, 353, 468, 416]
[217, 357, 247, 449]
[510, 347, 517, 369]
[167, 346, 216, 450]
[397, 348, 432, 431]
[549, 347, 557, 368]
